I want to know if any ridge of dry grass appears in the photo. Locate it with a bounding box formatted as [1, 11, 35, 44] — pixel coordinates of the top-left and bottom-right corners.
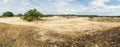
[89, 17, 120, 22]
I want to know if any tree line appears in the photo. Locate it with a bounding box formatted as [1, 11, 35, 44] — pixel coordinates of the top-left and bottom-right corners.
[1, 9, 120, 21]
[1, 9, 43, 21]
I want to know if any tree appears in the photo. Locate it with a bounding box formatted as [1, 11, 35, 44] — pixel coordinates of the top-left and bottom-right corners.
[23, 9, 43, 21]
[2, 11, 14, 17]
[16, 13, 23, 16]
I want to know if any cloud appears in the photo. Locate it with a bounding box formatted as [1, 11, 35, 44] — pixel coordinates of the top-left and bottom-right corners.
[90, 0, 120, 9]
[0, 0, 120, 15]
[89, 0, 120, 14]
[90, 0, 110, 7]
[4, 0, 10, 3]
[44, 0, 88, 14]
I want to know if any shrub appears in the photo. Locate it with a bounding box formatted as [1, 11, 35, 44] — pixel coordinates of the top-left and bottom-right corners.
[89, 16, 93, 18]
[89, 15, 96, 18]
[23, 9, 43, 21]
[26, 16, 33, 21]
[2, 11, 14, 17]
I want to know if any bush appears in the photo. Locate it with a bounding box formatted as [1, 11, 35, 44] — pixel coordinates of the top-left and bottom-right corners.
[2, 11, 14, 17]
[26, 16, 33, 21]
[23, 9, 43, 21]
[89, 16, 93, 18]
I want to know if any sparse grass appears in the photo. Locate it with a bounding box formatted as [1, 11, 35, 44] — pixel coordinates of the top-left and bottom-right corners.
[0, 23, 40, 47]
[0, 23, 120, 47]
[44, 27, 120, 47]
[89, 17, 120, 22]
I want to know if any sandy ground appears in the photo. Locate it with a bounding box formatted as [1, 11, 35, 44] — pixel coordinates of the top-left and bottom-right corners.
[0, 17, 120, 34]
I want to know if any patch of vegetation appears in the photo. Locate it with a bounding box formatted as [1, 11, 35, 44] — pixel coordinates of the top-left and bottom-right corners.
[89, 17, 120, 22]
[15, 13, 23, 17]
[22, 9, 43, 21]
[2, 11, 14, 17]
[88, 15, 99, 18]
[44, 14, 99, 17]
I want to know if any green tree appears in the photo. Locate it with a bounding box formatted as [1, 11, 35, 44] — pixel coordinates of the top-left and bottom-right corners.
[16, 13, 23, 16]
[23, 9, 43, 21]
[2, 11, 14, 17]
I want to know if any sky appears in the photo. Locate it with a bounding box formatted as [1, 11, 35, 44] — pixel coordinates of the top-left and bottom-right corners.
[0, 0, 120, 16]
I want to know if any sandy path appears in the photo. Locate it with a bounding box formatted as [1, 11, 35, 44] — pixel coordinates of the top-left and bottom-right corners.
[0, 17, 120, 33]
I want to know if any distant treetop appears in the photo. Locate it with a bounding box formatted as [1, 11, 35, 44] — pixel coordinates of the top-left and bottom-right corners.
[2, 11, 14, 17]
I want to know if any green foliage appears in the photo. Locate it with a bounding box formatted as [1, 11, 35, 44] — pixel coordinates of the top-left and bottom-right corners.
[16, 13, 23, 16]
[23, 9, 43, 21]
[26, 16, 33, 21]
[2, 11, 14, 17]
[89, 16, 94, 18]
[89, 15, 98, 18]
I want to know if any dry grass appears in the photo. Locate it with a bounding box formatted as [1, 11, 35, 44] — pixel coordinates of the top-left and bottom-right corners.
[0, 17, 120, 32]
[89, 17, 120, 22]
[0, 22, 120, 47]
[0, 23, 40, 47]
[0, 17, 120, 47]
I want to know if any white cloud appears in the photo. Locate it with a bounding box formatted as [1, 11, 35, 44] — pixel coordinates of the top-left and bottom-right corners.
[89, 0, 120, 12]
[1, 0, 120, 15]
[24, 2, 30, 6]
[46, 0, 88, 14]
[4, 0, 10, 3]
[90, 0, 110, 7]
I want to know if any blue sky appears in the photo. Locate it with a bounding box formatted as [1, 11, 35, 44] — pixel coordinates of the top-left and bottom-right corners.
[0, 0, 120, 16]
